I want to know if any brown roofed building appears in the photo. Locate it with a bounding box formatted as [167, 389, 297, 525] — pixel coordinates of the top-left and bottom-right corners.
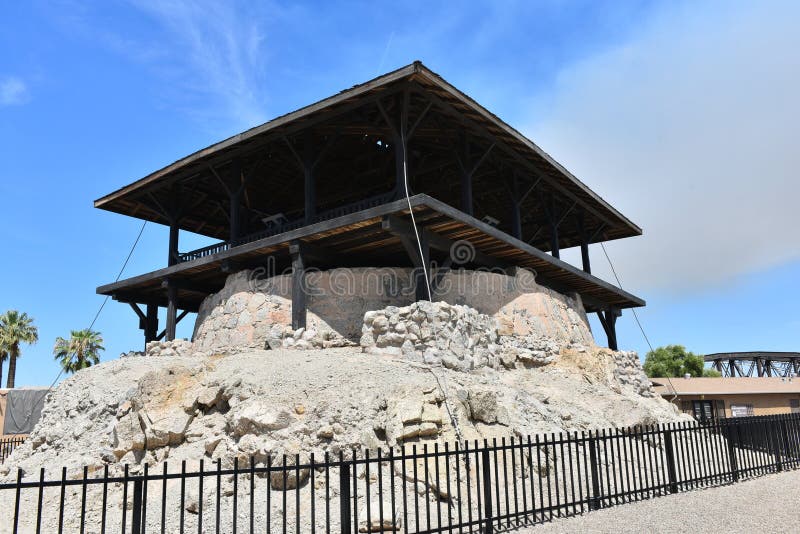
[652, 377, 800, 422]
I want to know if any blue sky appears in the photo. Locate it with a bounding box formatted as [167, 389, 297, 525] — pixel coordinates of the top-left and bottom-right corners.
[1, 1, 798, 387]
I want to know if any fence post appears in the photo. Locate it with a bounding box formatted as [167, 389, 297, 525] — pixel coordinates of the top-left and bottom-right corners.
[781, 419, 792, 461]
[339, 458, 351, 534]
[131, 479, 143, 534]
[587, 433, 602, 510]
[772, 419, 784, 472]
[481, 448, 493, 534]
[725, 422, 740, 482]
[663, 429, 679, 494]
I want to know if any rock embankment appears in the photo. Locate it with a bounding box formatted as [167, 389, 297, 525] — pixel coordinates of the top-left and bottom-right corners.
[0, 291, 678, 533]
[0, 341, 682, 533]
[4, 346, 676, 481]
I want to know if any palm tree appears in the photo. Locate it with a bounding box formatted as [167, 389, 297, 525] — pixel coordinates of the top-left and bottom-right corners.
[53, 329, 104, 375]
[0, 344, 7, 390]
[0, 310, 39, 389]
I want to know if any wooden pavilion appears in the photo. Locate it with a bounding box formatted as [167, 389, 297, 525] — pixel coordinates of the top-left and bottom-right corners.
[95, 62, 644, 349]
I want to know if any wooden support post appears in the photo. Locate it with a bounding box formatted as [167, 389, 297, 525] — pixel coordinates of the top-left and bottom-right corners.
[167, 185, 182, 266]
[578, 211, 591, 274]
[397, 231, 430, 301]
[394, 93, 410, 197]
[460, 135, 473, 216]
[130, 302, 159, 349]
[413, 234, 430, 302]
[165, 281, 178, 342]
[155, 310, 190, 341]
[457, 134, 494, 217]
[303, 131, 316, 224]
[548, 194, 560, 259]
[168, 219, 180, 266]
[144, 303, 158, 344]
[598, 308, 621, 351]
[229, 188, 242, 243]
[509, 175, 522, 240]
[382, 216, 435, 301]
[290, 242, 307, 330]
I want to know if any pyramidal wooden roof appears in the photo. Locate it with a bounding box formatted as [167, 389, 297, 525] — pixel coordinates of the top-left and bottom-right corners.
[94, 62, 640, 242]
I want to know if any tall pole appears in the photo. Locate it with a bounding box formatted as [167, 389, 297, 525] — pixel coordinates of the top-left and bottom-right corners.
[303, 131, 316, 224]
[460, 134, 473, 216]
[167, 186, 181, 266]
[165, 281, 178, 341]
[393, 92, 409, 198]
[290, 242, 307, 330]
[168, 220, 180, 266]
[508, 174, 522, 239]
[144, 303, 158, 344]
[230, 189, 241, 243]
[548, 194, 560, 259]
[578, 211, 591, 274]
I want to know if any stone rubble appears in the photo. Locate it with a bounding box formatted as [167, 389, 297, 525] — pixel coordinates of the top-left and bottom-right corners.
[360, 301, 562, 373]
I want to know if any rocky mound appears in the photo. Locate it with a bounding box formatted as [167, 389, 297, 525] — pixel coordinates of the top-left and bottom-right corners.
[0, 299, 684, 532]
[4, 347, 677, 479]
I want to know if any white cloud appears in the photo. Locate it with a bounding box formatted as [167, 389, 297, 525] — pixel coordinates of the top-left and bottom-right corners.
[527, 1, 800, 293]
[128, 0, 271, 128]
[0, 77, 29, 106]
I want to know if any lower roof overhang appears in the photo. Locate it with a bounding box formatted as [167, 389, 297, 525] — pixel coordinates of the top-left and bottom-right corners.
[97, 194, 645, 314]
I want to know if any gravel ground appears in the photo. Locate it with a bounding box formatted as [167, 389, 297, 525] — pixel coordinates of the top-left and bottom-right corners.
[515, 470, 800, 534]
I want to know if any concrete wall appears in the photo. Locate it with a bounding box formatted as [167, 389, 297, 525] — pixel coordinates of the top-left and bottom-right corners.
[672, 393, 800, 418]
[192, 267, 594, 353]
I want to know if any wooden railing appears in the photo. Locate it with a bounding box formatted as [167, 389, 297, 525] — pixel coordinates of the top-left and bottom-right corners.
[177, 192, 397, 264]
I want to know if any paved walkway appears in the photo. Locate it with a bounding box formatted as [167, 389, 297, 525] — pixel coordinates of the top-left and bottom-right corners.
[514, 470, 800, 533]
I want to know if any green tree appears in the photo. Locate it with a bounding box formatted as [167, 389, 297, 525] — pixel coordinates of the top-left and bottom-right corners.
[0, 310, 39, 389]
[0, 344, 7, 390]
[643, 344, 713, 378]
[53, 329, 104, 375]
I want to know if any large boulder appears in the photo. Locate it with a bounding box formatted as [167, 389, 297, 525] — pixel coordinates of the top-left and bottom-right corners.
[227, 401, 295, 438]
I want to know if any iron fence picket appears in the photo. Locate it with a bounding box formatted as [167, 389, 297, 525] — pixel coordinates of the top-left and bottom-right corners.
[5, 414, 800, 533]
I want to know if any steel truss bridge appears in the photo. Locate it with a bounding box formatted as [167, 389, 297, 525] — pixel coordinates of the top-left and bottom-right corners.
[705, 352, 800, 377]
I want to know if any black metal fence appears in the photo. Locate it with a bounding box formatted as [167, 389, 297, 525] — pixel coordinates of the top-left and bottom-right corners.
[0, 436, 25, 464]
[1, 414, 799, 533]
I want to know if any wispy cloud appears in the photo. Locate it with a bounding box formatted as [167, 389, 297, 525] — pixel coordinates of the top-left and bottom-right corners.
[127, 0, 270, 128]
[528, 1, 800, 293]
[0, 77, 29, 106]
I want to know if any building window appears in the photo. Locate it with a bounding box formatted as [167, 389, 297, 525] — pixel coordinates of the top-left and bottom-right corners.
[713, 400, 726, 419]
[692, 400, 716, 422]
[730, 404, 754, 417]
[790, 399, 800, 414]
